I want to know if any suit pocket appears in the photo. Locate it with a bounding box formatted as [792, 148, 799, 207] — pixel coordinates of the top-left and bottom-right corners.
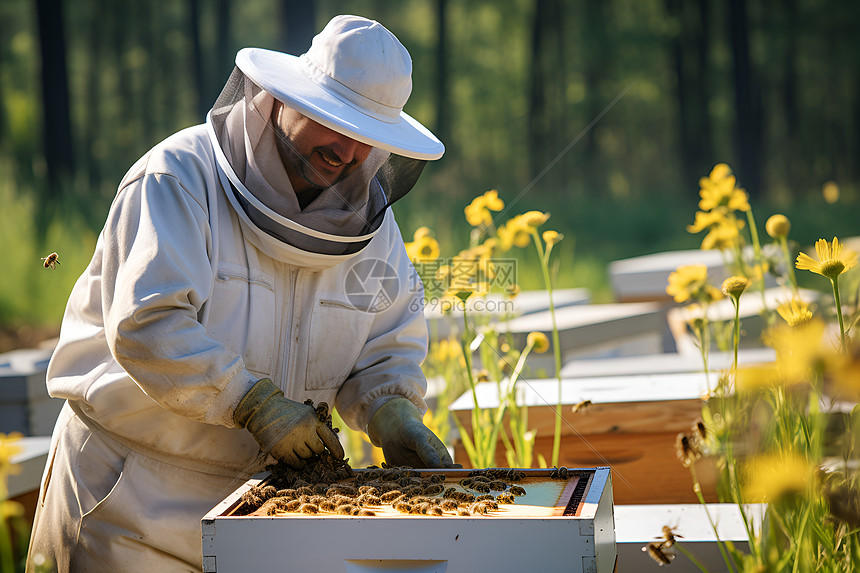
[304, 296, 375, 390]
[205, 263, 276, 377]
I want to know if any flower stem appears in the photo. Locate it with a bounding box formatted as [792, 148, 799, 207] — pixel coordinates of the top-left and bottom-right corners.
[779, 236, 799, 294]
[831, 277, 847, 353]
[531, 230, 564, 467]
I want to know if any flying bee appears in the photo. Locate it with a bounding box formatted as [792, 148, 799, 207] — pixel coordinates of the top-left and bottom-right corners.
[660, 526, 683, 548]
[571, 400, 592, 414]
[509, 485, 526, 496]
[41, 252, 61, 269]
[642, 542, 673, 566]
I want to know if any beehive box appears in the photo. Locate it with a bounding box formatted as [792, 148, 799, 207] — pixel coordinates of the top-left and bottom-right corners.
[202, 467, 615, 572]
[450, 374, 720, 505]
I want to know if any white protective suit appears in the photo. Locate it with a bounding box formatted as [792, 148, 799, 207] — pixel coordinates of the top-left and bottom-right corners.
[26, 119, 429, 571]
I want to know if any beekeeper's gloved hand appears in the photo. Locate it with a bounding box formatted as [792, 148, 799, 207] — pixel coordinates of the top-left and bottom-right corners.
[367, 398, 457, 468]
[233, 378, 344, 468]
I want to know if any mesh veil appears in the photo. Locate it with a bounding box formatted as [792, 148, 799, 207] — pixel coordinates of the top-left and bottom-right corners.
[207, 67, 427, 255]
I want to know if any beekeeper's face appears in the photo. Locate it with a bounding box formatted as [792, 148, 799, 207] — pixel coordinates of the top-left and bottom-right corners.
[272, 101, 373, 193]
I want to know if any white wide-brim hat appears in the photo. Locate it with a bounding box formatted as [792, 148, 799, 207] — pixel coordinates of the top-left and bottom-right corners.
[236, 15, 444, 161]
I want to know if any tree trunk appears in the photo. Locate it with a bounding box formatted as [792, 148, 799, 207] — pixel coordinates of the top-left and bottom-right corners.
[528, 0, 549, 183]
[34, 0, 74, 204]
[188, 0, 207, 120]
[434, 0, 450, 149]
[279, 0, 316, 56]
[728, 0, 762, 198]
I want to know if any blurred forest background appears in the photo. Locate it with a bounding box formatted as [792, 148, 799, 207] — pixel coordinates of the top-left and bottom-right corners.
[1, 0, 859, 349]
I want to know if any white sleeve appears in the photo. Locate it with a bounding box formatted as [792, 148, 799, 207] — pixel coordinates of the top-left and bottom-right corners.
[102, 171, 256, 427]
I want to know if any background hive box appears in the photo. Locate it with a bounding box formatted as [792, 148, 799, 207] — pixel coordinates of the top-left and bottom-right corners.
[0, 348, 63, 436]
[449, 374, 720, 505]
[203, 467, 615, 573]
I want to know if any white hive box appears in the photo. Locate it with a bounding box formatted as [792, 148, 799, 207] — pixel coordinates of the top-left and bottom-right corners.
[0, 347, 63, 436]
[202, 467, 616, 572]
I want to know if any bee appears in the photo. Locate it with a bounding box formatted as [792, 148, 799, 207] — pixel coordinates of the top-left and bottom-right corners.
[660, 526, 683, 548]
[298, 503, 319, 514]
[442, 487, 457, 498]
[509, 485, 526, 496]
[313, 483, 330, 495]
[488, 480, 507, 491]
[693, 419, 708, 442]
[357, 494, 381, 506]
[336, 504, 357, 515]
[496, 493, 515, 504]
[393, 502, 412, 514]
[318, 500, 336, 512]
[358, 509, 376, 516]
[440, 500, 459, 511]
[642, 542, 673, 566]
[550, 466, 570, 480]
[469, 502, 489, 516]
[475, 494, 495, 502]
[571, 400, 592, 414]
[428, 506, 443, 516]
[265, 504, 282, 516]
[358, 485, 379, 495]
[458, 478, 473, 488]
[41, 252, 61, 269]
[423, 484, 444, 496]
[457, 507, 471, 516]
[276, 489, 298, 499]
[297, 486, 315, 497]
[429, 474, 446, 483]
[471, 482, 491, 493]
[380, 490, 404, 503]
[285, 499, 303, 511]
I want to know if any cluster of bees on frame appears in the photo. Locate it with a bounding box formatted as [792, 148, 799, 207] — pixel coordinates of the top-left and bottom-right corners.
[239, 466, 562, 518]
[236, 398, 573, 518]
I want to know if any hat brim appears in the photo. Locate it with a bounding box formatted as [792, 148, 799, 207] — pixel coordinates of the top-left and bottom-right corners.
[236, 48, 444, 161]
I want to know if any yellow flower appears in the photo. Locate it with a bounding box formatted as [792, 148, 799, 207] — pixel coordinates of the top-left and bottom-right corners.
[765, 214, 791, 239]
[0, 432, 23, 476]
[519, 211, 550, 228]
[777, 298, 814, 326]
[404, 235, 440, 263]
[736, 364, 784, 392]
[527, 332, 550, 353]
[666, 264, 710, 303]
[464, 190, 505, 227]
[796, 237, 858, 280]
[542, 230, 563, 246]
[698, 163, 751, 212]
[743, 453, 812, 502]
[763, 319, 834, 384]
[687, 210, 726, 233]
[822, 181, 840, 204]
[413, 226, 433, 240]
[721, 275, 749, 298]
[700, 217, 744, 251]
[497, 219, 531, 251]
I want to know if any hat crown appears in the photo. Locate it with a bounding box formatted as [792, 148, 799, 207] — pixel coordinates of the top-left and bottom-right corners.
[302, 15, 412, 118]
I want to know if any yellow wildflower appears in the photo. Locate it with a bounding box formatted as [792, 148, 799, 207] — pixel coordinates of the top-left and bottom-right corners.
[464, 190, 505, 227]
[413, 226, 432, 240]
[721, 276, 749, 298]
[497, 219, 531, 251]
[743, 453, 812, 502]
[518, 211, 550, 228]
[700, 217, 744, 251]
[822, 181, 840, 204]
[763, 319, 833, 384]
[666, 264, 710, 303]
[796, 237, 858, 280]
[736, 364, 784, 392]
[0, 432, 23, 476]
[765, 214, 791, 239]
[777, 298, 814, 326]
[527, 332, 550, 353]
[404, 235, 440, 263]
[687, 210, 727, 233]
[698, 163, 751, 212]
[542, 230, 562, 246]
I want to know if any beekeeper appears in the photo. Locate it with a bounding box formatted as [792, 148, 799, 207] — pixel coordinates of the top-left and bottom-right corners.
[27, 15, 453, 572]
